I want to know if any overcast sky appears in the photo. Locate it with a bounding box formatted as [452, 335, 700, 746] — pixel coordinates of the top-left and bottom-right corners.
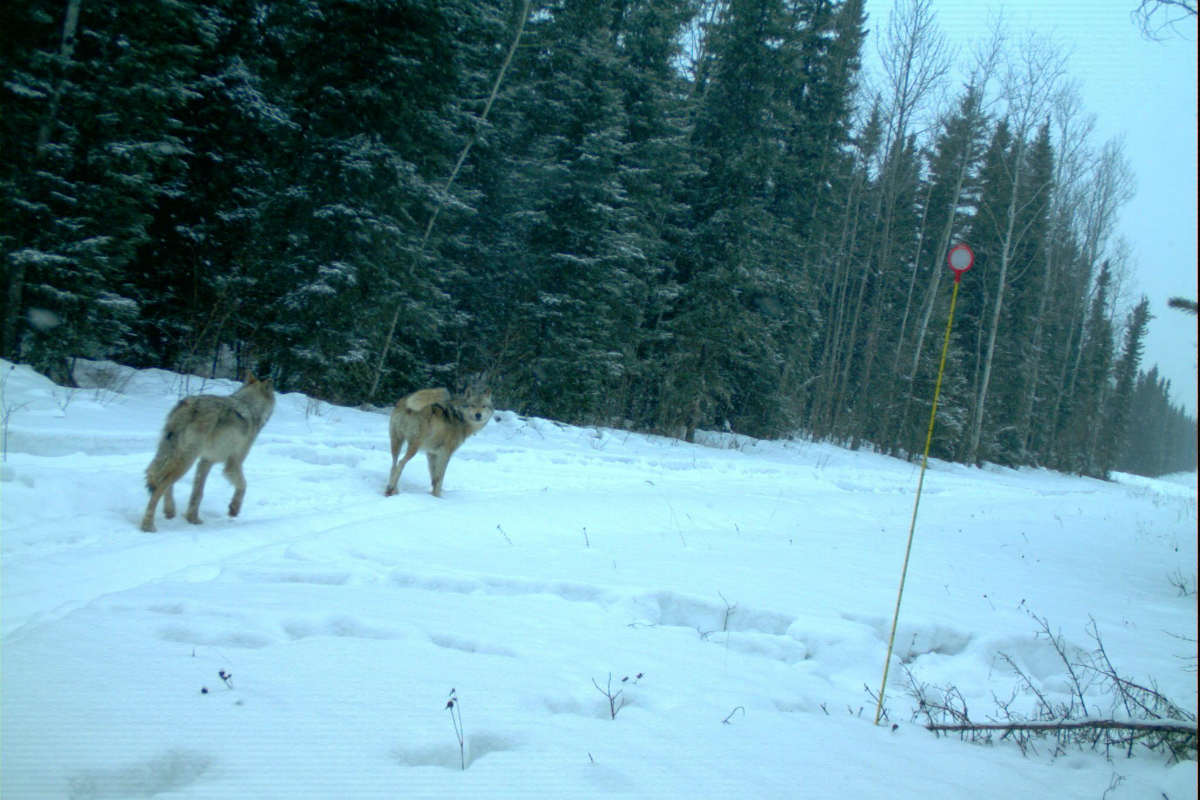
[861, 0, 1198, 416]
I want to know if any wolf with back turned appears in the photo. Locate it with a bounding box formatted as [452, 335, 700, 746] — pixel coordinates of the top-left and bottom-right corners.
[141, 375, 276, 532]
[385, 383, 493, 497]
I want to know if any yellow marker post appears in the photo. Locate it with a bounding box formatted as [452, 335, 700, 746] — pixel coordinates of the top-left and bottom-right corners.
[874, 243, 974, 726]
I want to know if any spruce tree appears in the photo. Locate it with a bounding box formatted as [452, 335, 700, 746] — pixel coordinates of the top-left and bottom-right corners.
[1070, 261, 1116, 475]
[668, 0, 865, 439]
[1, 0, 208, 379]
[995, 120, 1054, 464]
[1098, 297, 1151, 476]
[244, 0, 473, 401]
[452, 0, 659, 423]
[131, 0, 286, 377]
[955, 118, 1014, 461]
[891, 83, 988, 459]
[1118, 366, 1198, 477]
[602, 0, 698, 428]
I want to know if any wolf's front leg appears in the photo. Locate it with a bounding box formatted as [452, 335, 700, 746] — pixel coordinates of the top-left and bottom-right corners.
[427, 449, 450, 497]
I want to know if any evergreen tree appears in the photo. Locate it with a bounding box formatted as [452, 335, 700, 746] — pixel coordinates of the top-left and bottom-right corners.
[1098, 297, 1151, 475]
[248, 0, 475, 401]
[602, 0, 699, 428]
[666, 0, 864, 439]
[2, 0, 1184, 472]
[1118, 366, 1198, 477]
[132, 1, 289, 377]
[807, 95, 882, 439]
[955, 118, 1013, 461]
[452, 0, 664, 422]
[994, 120, 1054, 464]
[850, 131, 924, 449]
[664, 0, 797, 438]
[845, 0, 950, 451]
[890, 83, 988, 459]
[2, 0, 209, 379]
[1068, 261, 1116, 476]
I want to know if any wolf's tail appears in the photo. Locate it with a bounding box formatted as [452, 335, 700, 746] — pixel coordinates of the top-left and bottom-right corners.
[404, 387, 451, 413]
[145, 400, 193, 492]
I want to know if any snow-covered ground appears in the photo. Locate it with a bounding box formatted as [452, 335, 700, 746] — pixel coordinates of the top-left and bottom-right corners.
[2, 358, 1196, 799]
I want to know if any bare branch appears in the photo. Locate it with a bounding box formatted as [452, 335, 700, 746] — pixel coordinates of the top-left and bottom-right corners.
[906, 614, 1197, 761]
[927, 718, 1198, 737]
[1133, 0, 1198, 40]
[876, 0, 954, 150]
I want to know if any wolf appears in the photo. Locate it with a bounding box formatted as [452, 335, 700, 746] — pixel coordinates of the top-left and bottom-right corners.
[140, 375, 276, 532]
[384, 384, 493, 497]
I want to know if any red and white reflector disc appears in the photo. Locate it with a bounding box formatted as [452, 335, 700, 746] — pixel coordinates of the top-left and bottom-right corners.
[947, 244, 974, 279]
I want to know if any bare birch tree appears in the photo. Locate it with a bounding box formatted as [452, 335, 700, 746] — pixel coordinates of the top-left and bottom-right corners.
[833, 0, 949, 442]
[888, 31, 1004, 455]
[1044, 136, 1136, 464]
[810, 95, 877, 437]
[905, 32, 1003, 376]
[964, 31, 1066, 465]
[1014, 81, 1095, 460]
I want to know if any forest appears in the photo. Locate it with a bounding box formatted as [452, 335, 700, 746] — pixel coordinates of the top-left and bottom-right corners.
[2, 0, 1196, 477]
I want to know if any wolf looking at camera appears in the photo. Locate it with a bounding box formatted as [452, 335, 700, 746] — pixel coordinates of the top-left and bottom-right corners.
[385, 384, 493, 498]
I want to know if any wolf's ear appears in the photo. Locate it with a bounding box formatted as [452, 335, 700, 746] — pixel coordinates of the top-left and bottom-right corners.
[461, 373, 490, 397]
[245, 373, 259, 384]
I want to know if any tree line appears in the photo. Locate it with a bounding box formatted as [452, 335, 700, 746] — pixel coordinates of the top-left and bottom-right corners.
[2, 0, 1195, 477]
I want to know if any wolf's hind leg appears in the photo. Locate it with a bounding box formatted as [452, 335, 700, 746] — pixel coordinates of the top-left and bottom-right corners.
[186, 459, 215, 524]
[224, 457, 247, 517]
[384, 424, 404, 496]
[163, 485, 176, 519]
[142, 485, 170, 532]
[142, 450, 195, 532]
[385, 440, 419, 496]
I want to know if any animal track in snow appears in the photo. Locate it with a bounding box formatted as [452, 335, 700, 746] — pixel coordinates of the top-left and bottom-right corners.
[147, 602, 186, 615]
[265, 444, 366, 468]
[905, 628, 973, 661]
[389, 569, 814, 666]
[236, 569, 353, 586]
[282, 615, 397, 641]
[717, 631, 810, 664]
[388, 571, 617, 606]
[157, 624, 272, 650]
[67, 749, 213, 799]
[388, 570, 798, 639]
[427, 633, 517, 658]
[455, 450, 498, 463]
[628, 590, 794, 636]
[841, 612, 973, 663]
[391, 733, 518, 770]
[983, 633, 1088, 682]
